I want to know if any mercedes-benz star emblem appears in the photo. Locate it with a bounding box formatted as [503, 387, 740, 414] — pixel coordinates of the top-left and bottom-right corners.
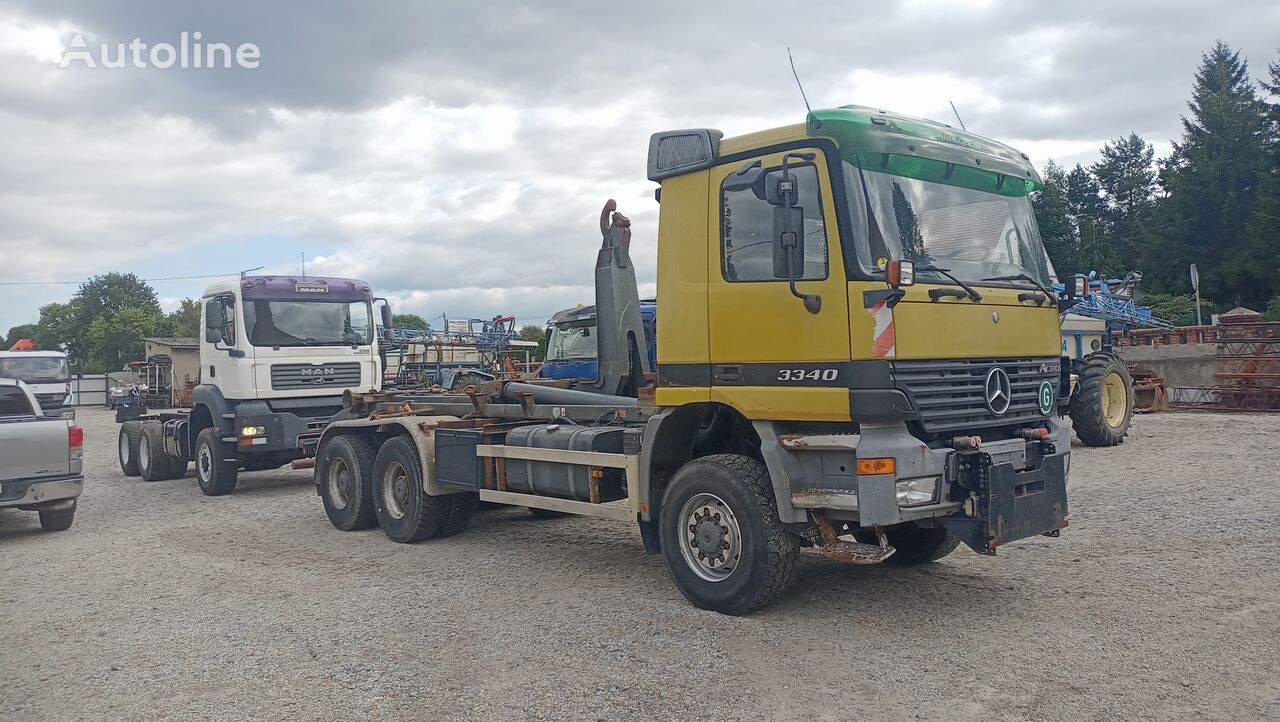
[985, 367, 1012, 416]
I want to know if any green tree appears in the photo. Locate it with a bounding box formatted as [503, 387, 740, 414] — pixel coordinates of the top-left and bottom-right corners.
[1092, 133, 1156, 266]
[1033, 160, 1077, 274]
[85, 307, 163, 372]
[160, 298, 202, 338]
[1240, 53, 1280, 307]
[392, 313, 431, 330]
[4, 324, 40, 348]
[35, 301, 83, 360]
[1264, 296, 1280, 322]
[519, 324, 547, 361]
[1147, 41, 1269, 304]
[75, 272, 161, 320]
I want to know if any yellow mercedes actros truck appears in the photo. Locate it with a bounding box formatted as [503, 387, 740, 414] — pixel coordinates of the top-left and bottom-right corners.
[313, 105, 1077, 614]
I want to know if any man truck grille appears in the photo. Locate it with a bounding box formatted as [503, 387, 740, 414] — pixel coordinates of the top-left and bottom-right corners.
[892, 357, 1059, 435]
[270, 363, 361, 391]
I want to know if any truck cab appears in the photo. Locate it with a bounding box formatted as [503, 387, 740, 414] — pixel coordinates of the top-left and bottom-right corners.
[0, 350, 72, 415]
[118, 275, 388, 495]
[539, 301, 656, 381]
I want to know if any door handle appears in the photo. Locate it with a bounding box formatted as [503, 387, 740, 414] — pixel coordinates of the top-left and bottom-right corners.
[714, 365, 743, 384]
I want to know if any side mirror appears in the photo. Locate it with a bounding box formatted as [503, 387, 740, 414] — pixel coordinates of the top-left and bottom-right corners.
[205, 328, 223, 344]
[379, 303, 393, 342]
[1068, 275, 1088, 299]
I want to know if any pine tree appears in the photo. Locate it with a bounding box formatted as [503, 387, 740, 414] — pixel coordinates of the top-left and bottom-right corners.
[1240, 52, 1280, 306]
[1092, 133, 1157, 268]
[1148, 41, 1269, 304]
[1032, 160, 1077, 274]
[1064, 164, 1115, 275]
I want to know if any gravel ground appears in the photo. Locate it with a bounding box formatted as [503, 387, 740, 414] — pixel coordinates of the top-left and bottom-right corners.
[2, 408, 1278, 721]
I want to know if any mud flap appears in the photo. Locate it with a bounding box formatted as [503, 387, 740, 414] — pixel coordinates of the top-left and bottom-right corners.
[940, 450, 1068, 556]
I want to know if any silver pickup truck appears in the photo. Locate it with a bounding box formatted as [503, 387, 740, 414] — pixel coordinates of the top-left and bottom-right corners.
[0, 378, 84, 531]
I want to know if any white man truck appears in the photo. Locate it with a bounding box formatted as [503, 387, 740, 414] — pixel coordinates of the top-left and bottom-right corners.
[117, 275, 391, 494]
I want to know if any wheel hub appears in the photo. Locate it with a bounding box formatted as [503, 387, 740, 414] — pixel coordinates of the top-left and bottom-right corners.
[678, 492, 741, 582]
[198, 445, 212, 481]
[327, 459, 351, 510]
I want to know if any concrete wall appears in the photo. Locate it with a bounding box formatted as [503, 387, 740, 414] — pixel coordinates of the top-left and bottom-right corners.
[1119, 343, 1217, 388]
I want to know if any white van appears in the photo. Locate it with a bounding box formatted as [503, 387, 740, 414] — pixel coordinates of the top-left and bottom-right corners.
[0, 351, 71, 414]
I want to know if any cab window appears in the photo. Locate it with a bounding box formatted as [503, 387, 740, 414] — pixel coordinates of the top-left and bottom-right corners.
[205, 297, 236, 345]
[721, 163, 829, 282]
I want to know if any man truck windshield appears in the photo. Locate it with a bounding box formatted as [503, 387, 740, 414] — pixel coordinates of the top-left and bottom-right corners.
[244, 300, 373, 347]
[0, 356, 70, 384]
[850, 164, 1054, 286]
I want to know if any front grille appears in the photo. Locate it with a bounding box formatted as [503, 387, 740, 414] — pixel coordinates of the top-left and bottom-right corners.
[270, 363, 361, 391]
[892, 357, 1059, 435]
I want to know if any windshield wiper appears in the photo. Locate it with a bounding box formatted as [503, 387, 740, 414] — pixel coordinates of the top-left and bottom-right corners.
[981, 273, 1059, 304]
[917, 266, 983, 302]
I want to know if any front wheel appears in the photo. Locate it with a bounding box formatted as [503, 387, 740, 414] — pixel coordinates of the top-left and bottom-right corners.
[195, 428, 238, 496]
[658, 454, 799, 615]
[877, 523, 961, 565]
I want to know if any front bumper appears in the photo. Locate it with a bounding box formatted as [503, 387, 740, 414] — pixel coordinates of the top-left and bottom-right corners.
[831, 417, 1070, 554]
[0, 475, 83, 511]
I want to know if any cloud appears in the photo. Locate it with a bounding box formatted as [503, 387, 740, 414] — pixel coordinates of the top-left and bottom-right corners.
[1, 0, 1277, 333]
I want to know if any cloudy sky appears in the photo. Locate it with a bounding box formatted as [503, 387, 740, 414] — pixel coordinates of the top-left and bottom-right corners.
[1, 0, 1276, 334]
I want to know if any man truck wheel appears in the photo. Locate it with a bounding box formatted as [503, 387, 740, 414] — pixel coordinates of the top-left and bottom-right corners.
[879, 523, 961, 565]
[39, 501, 76, 532]
[118, 421, 143, 477]
[371, 436, 457, 543]
[1070, 353, 1134, 447]
[658, 454, 799, 615]
[138, 422, 176, 481]
[318, 434, 380, 531]
[195, 427, 239, 496]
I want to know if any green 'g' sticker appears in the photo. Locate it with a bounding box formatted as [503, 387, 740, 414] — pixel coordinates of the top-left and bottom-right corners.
[1038, 380, 1056, 415]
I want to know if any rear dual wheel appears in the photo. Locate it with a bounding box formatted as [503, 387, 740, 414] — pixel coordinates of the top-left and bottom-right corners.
[138, 422, 187, 481]
[372, 436, 475, 543]
[118, 422, 143, 477]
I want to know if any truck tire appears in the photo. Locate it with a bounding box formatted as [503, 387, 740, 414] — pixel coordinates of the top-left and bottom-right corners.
[39, 501, 76, 532]
[317, 434, 379, 531]
[138, 422, 176, 481]
[658, 454, 799, 615]
[195, 427, 238, 496]
[371, 435, 454, 543]
[438, 492, 478, 538]
[118, 421, 143, 477]
[1070, 353, 1134, 447]
[880, 523, 961, 565]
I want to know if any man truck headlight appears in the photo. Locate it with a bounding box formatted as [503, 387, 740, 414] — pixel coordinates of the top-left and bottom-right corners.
[896, 477, 938, 507]
[240, 425, 266, 437]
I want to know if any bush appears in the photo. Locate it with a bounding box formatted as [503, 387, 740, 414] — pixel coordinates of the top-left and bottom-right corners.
[1140, 293, 1205, 326]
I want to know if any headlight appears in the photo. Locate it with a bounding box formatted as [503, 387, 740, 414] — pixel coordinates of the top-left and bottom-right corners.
[896, 477, 938, 507]
[240, 425, 266, 437]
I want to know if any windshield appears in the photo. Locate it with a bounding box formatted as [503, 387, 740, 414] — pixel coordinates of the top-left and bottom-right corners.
[243, 300, 372, 347]
[0, 357, 70, 384]
[852, 164, 1053, 286]
[546, 325, 597, 361]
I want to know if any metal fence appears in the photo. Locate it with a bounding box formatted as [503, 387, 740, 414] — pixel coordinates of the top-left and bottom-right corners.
[70, 374, 108, 407]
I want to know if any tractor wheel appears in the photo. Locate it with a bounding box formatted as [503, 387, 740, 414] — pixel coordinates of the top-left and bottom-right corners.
[1070, 352, 1134, 447]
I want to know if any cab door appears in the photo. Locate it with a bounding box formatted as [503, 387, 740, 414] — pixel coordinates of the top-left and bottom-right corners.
[706, 146, 852, 421]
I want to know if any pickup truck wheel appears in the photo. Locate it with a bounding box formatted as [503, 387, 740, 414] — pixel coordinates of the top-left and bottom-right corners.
[39, 501, 76, 532]
[118, 421, 143, 477]
[372, 436, 451, 543]
[318, 434, 379, 531]
[138, 422, 175, 482]
[658, 454, 799, 615]
[195, 427, 238, 496]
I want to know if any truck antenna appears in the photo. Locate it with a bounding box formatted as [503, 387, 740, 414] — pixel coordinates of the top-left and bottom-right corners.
[301, 252, 306, 278]
[949, 100, 967, 131]
[787, 47, 812, 117]
[239, 265, 264, 280]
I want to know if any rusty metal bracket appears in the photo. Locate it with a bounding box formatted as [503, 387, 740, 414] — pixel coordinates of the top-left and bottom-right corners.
[811, 511, 896, 565]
